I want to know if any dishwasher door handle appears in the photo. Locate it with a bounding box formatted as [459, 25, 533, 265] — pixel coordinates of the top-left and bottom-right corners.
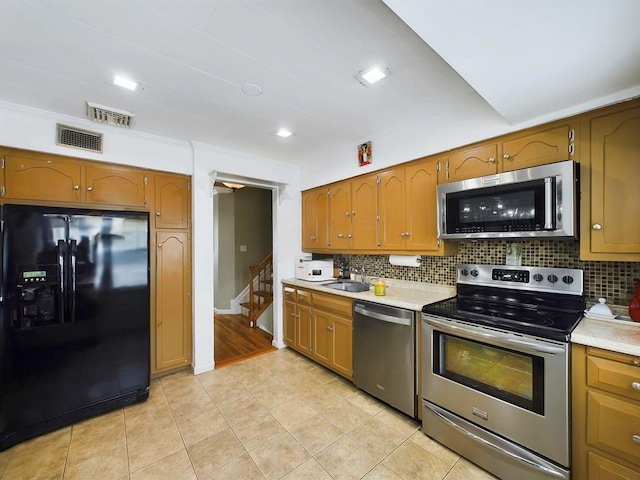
[354, 305, 412, 326]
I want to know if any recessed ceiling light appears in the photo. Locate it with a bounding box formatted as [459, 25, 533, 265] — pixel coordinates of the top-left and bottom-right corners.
[275, 128, 294, 138]
[354, 65, 391, 87]
[107, 72, 145, 93]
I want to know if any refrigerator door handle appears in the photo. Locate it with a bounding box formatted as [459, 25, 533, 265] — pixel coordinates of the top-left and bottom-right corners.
[57, 239, 66, 323]
[68, 239, 77, 323]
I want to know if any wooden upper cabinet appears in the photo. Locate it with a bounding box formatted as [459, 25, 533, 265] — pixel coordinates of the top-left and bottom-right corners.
[3, 153, 82, 202]
[155, 231, 191, 371]
[84, 165, 146, 207]
[154, 174, 189, 229]
[378, 168, 405, 249]
[405, 158, 440, 251]
[581, 105, 640, 260]
[501, 125, 572, 171]
[302, 187, 328, 250]
[351, 174, 378, 250]
[328, 181, 351, 250]
[439, 144, 498, 183]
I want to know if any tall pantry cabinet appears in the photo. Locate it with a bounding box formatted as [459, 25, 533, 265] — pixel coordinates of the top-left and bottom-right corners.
[0, 147, 193, 376]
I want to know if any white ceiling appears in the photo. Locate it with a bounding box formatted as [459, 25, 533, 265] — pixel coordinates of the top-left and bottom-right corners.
[1, 0, 638, 165]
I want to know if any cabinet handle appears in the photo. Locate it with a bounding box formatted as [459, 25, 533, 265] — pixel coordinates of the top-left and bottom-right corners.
[400, 232, 406, 237]
[346, 211, 351, 217]
[632, 382, 640, 391]
[503, 153, 511, 160]
[158, 244, 162, 247]
[73, 185, 80, 190]
[633, 435, 640, 444]
[488, 157, 496, 163]
[404, 232, 410, 237]
[156, 212, 161, 217]
[338, 233, 344, 238]
[592, 223, 602, 230]
[86, 186, 93, 191]
[310, 235, 317, 241]
[634, 359, 640, 366]
[327, 326, 333, 332]
[348, 234, 352, 238]
[351, 211, 356, 216]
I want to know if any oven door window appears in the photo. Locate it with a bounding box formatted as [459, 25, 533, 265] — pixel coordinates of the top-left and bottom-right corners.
[445, 179, 553, 234]
[434, 332, 544, 415]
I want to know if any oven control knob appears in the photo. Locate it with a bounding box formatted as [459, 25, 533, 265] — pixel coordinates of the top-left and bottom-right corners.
[533, 273, 544, 282]
[470, 269, 479, 277]
[460, 269, 469, 276]
[562, 275, 574, 284]
[547, 274, 558, 283]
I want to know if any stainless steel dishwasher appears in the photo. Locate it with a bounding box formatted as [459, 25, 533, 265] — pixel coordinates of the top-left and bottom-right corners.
[353, 300, 416, 417]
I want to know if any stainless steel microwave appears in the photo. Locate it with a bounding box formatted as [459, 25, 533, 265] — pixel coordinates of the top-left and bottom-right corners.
[437, 160, 578, 240]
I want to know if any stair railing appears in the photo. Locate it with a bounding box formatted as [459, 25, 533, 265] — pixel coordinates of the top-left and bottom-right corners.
[247, 253, 273, 327]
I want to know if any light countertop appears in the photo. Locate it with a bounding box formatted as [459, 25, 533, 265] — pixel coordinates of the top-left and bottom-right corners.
[571, 316, 640, 357]
[281, 278, 455, 311]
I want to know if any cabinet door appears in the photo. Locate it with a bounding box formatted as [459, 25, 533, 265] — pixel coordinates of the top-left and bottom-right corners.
[441, 144, 498, 183]
[328, 181, 351, 250]
[4, 154, 82, 202]
[588, 107, 640, 256]
[588, 452, 640, 480]
[297, 304, 313, 356]
[312, 310, 332, 367]
[378, 168, 405, 249]
[405, 159, 440, 251]
[155, 174, 189, 229]
[156, 231, 191, 371]
[85, 165, 146, 206]
[302, 187, 328, 250]
[501, 126, 571, 171]
[351, 175, 378, 250]
[283, 298, 297, 347]
[331, 316, 353, 379]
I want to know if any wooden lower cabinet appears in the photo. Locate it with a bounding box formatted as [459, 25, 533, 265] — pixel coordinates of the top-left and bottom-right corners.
[282, 285, 353, 379]
[572, 345, 640, 480]
[155, 231, 192, 371]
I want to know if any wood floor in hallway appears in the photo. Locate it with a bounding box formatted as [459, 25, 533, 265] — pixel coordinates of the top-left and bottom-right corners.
[214, 313, 275, 366]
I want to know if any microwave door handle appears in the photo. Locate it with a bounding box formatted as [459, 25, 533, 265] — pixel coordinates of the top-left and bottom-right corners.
[544, 177, 554, 229]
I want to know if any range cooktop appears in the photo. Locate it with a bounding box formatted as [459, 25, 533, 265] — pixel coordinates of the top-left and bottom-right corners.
[422, 264, 586, 342]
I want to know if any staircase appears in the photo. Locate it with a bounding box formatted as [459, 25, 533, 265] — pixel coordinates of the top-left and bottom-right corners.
[240, 253, 273, 327]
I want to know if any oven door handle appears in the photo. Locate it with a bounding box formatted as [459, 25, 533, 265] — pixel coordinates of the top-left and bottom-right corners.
[424, 402, 567, 479]
[424, 316, 565, 355]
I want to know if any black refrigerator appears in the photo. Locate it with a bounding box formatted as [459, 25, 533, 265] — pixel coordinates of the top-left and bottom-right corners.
[0, 204, 150, 450]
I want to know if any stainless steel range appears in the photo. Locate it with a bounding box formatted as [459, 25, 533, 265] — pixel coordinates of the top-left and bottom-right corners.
[421, 264, 585, 480]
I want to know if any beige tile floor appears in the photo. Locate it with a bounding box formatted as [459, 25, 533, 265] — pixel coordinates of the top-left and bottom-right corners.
[0, 348, 498, 480]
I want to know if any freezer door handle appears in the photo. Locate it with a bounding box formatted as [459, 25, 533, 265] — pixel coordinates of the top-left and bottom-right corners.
[68, 239, 77, 323]
[57, 239, 67, 322]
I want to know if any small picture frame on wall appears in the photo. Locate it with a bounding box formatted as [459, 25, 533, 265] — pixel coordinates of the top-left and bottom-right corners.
[358, 141, 372, 167]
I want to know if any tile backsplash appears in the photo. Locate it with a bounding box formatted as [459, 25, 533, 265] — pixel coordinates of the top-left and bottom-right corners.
[334, 240, 640, 308]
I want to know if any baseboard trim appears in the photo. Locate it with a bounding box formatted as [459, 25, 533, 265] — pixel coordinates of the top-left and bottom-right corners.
[214, 308, 233, 314]
[272, 340, 287, 349]
[193, 361, 215, 375]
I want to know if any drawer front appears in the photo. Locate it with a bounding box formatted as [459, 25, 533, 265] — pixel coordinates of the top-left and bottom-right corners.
[283, 287, 297, 302]
[588, 356, 640, 402]
[588, 452, 640, 480]
[296, 289, 312, 306]
[587, 391, 640, 466]
[312, 292, 352, 318]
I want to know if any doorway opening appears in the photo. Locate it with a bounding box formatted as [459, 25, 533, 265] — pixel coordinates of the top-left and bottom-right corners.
[212, 180, 276, 366]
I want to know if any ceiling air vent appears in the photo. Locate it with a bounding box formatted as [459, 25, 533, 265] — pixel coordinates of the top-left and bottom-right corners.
[56, 124, 104, 153]
[86, 101, 136, 128]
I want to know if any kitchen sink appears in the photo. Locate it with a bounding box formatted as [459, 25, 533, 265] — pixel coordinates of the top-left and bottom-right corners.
[323, 281, 370, 293]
